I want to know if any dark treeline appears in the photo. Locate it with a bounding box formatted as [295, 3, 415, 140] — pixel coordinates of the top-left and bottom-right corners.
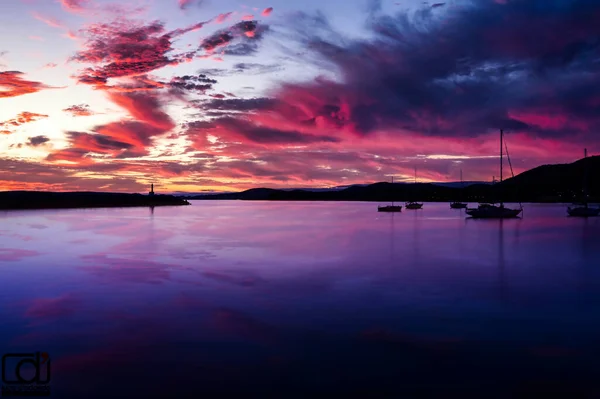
[0, 192, 190, 210]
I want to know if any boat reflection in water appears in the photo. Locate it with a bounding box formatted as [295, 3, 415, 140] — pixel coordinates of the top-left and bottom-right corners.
[378, 205, 402, 212]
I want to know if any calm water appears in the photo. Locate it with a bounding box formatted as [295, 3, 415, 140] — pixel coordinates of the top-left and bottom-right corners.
[1, 202, 600, 397]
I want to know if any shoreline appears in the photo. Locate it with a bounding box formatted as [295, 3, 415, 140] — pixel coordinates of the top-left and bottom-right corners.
[187, 198, 595, 204]
[0, 191, 190, 211]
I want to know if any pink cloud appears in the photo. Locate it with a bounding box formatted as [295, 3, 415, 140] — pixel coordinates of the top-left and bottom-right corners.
[71, 19, 208, 85]
[32, 12, 65, 29]
[60, 0, 90, 13]
[262, 7, 273, 17]
[0, 111, 49, 134]
[215, 12, 233, 24]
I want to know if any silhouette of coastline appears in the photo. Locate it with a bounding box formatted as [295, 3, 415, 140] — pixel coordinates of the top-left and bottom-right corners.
[0, 191, 190, 211]
[187, 156, 600, 203]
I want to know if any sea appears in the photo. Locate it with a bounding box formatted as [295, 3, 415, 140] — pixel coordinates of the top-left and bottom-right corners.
[1, 201, 600, 397]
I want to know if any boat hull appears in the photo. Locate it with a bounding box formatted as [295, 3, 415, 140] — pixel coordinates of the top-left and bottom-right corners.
[567, 207, 600, 217]
[466, 206, 522, 219]
[450, 202, 468, 209]
[405, 203, 423, 210]
[378, 206, 402, 212]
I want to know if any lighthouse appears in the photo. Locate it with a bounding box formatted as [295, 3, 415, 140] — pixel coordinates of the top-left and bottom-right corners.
[149, 184, 155, 196]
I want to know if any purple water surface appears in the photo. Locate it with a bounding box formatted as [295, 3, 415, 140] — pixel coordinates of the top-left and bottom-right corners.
[1, 202, 600, 397]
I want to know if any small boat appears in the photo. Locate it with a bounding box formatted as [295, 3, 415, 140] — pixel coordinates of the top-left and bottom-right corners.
[378, 205, 403, 212]
[466, 129, 522, 219]
[450, 169, 467, 208]
[378, 176, 402, 212]
[567, 149, 599, 217]
[405, 167, 423, 210]
[466, 203, 522, 218]
[405, 201, 423, 210]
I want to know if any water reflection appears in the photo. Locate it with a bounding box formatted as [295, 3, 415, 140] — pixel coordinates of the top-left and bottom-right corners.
[389, 213, 395, 261]
[1, 202, 600, 397]
[498, 219, 507, 302]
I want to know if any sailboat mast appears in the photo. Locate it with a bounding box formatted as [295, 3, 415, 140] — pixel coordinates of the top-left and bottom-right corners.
[392, 175, 394, 206]
[583, 148, 588, 207]
[500, 129, 503, 184]
[460, 169, 463, 201]
[500, 129, 503, 206]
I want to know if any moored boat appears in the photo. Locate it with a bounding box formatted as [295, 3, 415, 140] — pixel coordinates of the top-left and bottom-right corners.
[566, 149, 599, 217]
[378, 176, 402, 212]
[405, 201, 423, 209]
[466, 129, 522, 219]
[405, 167, 423, 210]
[450, 169, 468, 209]
[466, 203, 521, 218]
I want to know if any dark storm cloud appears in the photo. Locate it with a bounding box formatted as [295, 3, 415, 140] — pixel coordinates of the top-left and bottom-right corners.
[168, 74, 217, 93]
[27, 135, 50, 146]
[198, 62, 281, 77]
[212, 117, 341, 144]
[184, 116, 341, 146]
[196, 97, 277, 112]
[200, 21, 269, 56]
[272, 0, 600, 139]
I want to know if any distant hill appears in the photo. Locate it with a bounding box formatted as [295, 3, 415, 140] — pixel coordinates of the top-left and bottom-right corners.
[432, 181, 491, 188]
[185, 156, 600, 203]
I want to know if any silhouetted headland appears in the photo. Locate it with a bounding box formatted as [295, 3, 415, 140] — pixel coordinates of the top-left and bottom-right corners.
[0, 191, 190, 211]
[187, 156, 600, 203]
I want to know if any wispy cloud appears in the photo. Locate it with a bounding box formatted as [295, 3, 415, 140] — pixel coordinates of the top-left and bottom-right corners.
[0, 112, 49, 135]
[0, 71, 59, 98]
[60, 0, 91, 13]
[32, 12, 65, 29]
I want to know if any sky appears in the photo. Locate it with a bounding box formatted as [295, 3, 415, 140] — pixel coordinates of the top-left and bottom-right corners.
[1, 0, 599, 193]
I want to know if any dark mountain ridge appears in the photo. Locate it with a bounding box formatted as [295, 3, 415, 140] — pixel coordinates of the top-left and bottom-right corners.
[186, 156, 600, 203]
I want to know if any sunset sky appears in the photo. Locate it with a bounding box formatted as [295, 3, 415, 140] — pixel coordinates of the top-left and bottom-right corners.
[1, 0, 599, 193]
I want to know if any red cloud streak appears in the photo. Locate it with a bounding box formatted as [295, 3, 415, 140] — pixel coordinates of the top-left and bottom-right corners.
[0, 71, 55, 98]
